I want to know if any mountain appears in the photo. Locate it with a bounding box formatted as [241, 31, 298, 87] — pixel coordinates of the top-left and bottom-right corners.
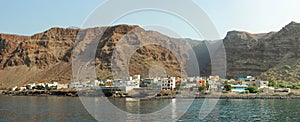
[0, 27, 77, 88]
[224, 21, 300, 82]
[0, 25, 212, 88]
[1, 21, 300, 88]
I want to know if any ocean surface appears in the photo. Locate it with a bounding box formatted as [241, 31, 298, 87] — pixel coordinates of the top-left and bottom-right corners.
[0, 95, 299, 121]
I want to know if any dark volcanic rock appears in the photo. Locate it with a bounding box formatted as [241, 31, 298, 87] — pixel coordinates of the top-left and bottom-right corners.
[224, 22, 300, 82]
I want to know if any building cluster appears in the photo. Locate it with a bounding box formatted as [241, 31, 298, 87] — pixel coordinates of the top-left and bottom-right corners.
[119, 75, 223, 92]
[229, 76, 269, 92]
[9, 74, 222, 92]
[8, 74, 290, 93]
[10, 82, 69, 91]
[228, 76, 290, 93]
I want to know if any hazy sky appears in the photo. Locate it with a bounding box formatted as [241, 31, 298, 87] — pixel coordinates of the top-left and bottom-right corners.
[1, 0, 300, 40]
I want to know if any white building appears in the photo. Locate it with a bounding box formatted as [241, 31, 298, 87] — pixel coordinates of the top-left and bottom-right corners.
[124, 85, 140, 92]
[11, 86, 18, 91]
[26, 83, 36, 90]
[57, 84, 68, 89]
[46, 82, 58, 88]
[184, 83, 196, 89]
[209, 76, 220, 81]
[90, 80, 100, 87]
[37, 83, 46, 88]
[256, 80, 269, 89]
[246, 76, 255, 82]
[68, 82, 84, 88]
[133, 75, 141, 81]
[19, 87, 27, 91]
[161, 77, 176, 90]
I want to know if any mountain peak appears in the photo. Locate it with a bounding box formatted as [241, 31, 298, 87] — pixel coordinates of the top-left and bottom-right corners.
[275, 21, 300, 37]
[103, 24, 144, 35]
[283, 21, 300, 29]
[287, 21, 298, 25]
[225, 30, 258, 40]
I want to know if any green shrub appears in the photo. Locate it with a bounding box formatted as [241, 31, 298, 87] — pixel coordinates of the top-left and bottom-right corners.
[292, 84, 300, 89]
[244, 90, 250, 94]
[279, 83, 288, 88]
[295, 86, 300, 89]
[198, 86, 206, 91]
[287, 85, 293, 88]
[284, 70, 289, 74]
[284, 65, 291, 69]
[246, 86, 260, 93]
[288, 92, 296, 96]
[224, 84, 232, 91]
[268, 78, 276, 86]
[224, 81, 232, 91]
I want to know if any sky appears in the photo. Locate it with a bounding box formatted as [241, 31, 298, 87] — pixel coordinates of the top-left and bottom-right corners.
[1, 0, 300, 40]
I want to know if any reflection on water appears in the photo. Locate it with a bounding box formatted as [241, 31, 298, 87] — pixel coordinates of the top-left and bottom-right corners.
[179, 99, 300, 121]
[81, 97, 193, 121]
[0, 95, 299, 121]
[108, 98, 171, 114]
[0, 96, 95, 121]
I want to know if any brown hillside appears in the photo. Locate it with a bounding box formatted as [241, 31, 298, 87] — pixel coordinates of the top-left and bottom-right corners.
[0, 25, 203, 88]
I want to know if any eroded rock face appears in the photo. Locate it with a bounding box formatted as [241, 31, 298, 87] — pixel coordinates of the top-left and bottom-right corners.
[224, 22, 300, 82]
[224, 30, 268, 78]
[2, 21, 299, 88]
[0, 25, 206, 88]
[0, 28, 77, 69]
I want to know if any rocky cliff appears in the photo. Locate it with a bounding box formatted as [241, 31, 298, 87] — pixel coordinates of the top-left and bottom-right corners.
[2, 21, 300, 88]
[0, 27, 77, 88]
[0, 25, 209, 88]
[224, 21, 300, 82]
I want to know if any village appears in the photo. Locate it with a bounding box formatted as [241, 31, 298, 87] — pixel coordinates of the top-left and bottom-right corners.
[3, 74, 297, 98]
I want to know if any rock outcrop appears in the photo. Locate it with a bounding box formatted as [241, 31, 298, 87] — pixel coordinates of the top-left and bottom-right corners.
[224, 21, 300, 82]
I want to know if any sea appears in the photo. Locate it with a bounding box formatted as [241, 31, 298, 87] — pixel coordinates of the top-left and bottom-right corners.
[0, 95, 299, 121]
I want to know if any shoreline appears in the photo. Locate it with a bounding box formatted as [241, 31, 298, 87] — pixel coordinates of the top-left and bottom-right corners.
[3, 95, 299, 99]
[2, 90, 300, 99]
[1, 89, 78, 97]
[150, 94, 300, 99]
[196, 95, 300, 99]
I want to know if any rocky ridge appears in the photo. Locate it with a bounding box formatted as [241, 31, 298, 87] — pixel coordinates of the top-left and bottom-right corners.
[224, 21, 300, 82]
[1, 21, 300, 88]
[0, 25, 209, 88]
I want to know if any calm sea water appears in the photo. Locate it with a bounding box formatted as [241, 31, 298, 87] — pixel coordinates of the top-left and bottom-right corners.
[0, 95, 299, 121]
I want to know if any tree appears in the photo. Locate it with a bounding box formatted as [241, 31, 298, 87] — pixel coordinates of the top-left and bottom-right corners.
[224, 80, 232, 91]
[175, 82, 181, 90]
[274, 81, 279, 88]
[15, 87, 20, 91]
[224, 85, 232, 91]
[284, 65, 291, 69]
[246, 86, 259, 93]
[198, 86, 206, 92]
[97, 76, 101, 81]
[284, 70, 289, 74]
[268, 77, 276, 86]
[206, 81, 210, 90]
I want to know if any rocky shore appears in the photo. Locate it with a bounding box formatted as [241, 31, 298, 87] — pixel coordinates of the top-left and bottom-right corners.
[2, 89, 300, 99]
[151, 95, 300, 99]
[196, 94, 300, 99]
[1, 89, 78, 97]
